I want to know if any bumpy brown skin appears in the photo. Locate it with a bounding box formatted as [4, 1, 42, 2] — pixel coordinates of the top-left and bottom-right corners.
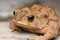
[10, 4, 60, 40]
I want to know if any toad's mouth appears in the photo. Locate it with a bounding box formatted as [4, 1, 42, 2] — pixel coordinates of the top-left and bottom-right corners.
[14, 21, 48, 34]
[15, 21, 41, 30]
[15, 21, 44, 34]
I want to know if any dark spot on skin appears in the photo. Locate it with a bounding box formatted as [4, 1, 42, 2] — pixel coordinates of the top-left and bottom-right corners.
[44, 15, 48, 18]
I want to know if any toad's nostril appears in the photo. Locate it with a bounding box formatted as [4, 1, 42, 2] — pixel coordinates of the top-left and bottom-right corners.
[28, 15, 34, 22]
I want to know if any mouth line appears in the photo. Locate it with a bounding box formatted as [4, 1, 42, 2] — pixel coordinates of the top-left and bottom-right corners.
[15, 21, 41, 30]
[16, 21, 34, 29]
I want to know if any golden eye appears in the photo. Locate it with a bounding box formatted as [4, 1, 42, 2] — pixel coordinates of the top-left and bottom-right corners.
[27, 15, 34, 22]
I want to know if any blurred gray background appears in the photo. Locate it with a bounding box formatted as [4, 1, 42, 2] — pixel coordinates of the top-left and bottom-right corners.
[0, 0, 60, 21]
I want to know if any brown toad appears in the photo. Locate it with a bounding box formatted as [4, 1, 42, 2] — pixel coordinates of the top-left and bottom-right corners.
[10, 4, 60, 40]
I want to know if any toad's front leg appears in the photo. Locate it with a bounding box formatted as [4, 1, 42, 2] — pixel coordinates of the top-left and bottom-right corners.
[28, 27, 58, 40]
[28, 21, 59, 40]
[10, 19, 22, 32]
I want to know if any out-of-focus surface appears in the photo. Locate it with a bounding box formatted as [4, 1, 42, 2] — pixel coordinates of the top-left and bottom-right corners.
[0, 22, 60, 40]
[0, 0, 37, 17]
[0, 22, 37, 40]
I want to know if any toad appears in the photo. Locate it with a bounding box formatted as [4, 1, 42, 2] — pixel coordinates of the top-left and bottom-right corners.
[10, 4, 60, 40]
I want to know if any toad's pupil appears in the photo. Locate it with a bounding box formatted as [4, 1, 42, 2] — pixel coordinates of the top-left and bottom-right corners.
[13, 11, 15, 15]
[28, 15, 34, 22]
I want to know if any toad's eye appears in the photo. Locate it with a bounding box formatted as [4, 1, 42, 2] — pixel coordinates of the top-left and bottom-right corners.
[13, 11, 15, 15]
[27, 15, 34, 22]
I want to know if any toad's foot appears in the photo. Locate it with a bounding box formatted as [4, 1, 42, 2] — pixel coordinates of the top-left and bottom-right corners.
[28, 36, 50, 40]
[10, 19, 22, 32]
